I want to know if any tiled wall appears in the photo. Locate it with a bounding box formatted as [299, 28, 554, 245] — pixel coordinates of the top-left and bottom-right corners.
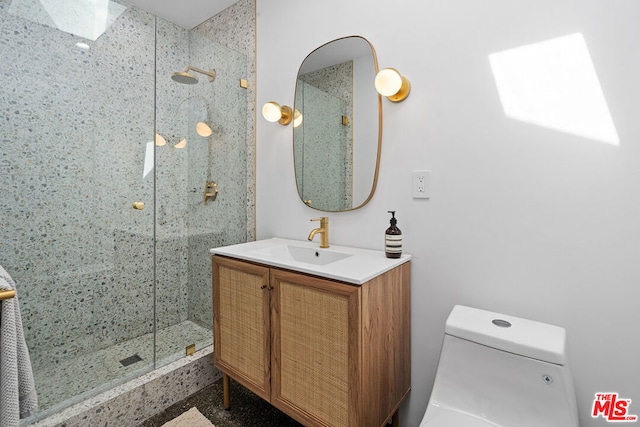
[0, 0, 256, 416]
[154, 15, 250, 339]
[195, 0, 256, 242]
[1, 2, 158, 367]
[295, 61, 353, 211]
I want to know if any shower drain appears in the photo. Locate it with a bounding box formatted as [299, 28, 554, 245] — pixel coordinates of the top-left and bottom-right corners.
[119, 354, 143, 367]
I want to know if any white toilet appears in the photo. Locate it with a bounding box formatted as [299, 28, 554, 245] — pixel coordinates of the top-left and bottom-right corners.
[420, 305, 579, 427]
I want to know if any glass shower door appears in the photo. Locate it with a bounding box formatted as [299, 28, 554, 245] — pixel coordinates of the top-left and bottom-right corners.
[153, 20, 248, 367]
[0, 1, 157, 414]
[1, 0, 249, 419]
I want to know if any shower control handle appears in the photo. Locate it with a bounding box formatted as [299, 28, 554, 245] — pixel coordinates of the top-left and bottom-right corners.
[132, 201, 145, 210]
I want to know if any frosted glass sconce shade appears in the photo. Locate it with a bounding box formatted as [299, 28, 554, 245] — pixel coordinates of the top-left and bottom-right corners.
[196, 121, 212, 137]
[375, 68, 411, 102]
[262, 101, 292, 125]
[174, 138, 187, 149]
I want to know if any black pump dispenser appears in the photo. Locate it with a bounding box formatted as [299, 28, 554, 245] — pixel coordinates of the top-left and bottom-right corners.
[385, 211, 402, 258]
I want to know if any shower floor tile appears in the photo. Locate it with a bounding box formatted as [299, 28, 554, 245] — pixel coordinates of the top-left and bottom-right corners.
[33, 320, 212, 412]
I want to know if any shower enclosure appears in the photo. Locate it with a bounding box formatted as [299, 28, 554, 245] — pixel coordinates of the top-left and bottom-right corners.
[0, 0, 248, 421]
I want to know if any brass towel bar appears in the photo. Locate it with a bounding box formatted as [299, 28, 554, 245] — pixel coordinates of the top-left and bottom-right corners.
[0, 288, 15, 301]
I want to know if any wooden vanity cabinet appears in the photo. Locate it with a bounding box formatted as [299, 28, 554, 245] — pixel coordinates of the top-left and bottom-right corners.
[213, 255, 411, 427]
[213, 256, 271, 401]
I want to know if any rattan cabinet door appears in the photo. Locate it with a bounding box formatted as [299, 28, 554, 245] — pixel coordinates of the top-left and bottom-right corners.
[213, 256, 271, 401]
[269, 269, 361, 427]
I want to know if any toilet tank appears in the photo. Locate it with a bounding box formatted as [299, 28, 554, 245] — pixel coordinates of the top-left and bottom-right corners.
[427, 305, 579, 427]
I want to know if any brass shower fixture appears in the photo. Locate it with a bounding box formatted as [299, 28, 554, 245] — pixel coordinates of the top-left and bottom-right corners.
[204, 181, 218, 204]
[171, 66, 216, 84]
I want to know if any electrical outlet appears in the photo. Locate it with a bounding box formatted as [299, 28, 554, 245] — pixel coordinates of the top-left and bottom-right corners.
[412, 170, 430, 199]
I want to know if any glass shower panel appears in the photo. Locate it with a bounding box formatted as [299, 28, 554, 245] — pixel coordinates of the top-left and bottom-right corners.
[0, 1, 156, 413]
[154, 21, 247, 366]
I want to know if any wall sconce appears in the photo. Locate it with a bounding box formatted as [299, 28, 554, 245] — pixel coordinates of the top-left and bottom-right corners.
[293, 109, 303, 128]
[262, 101, 292, 125]
[375, 68, 411, 102]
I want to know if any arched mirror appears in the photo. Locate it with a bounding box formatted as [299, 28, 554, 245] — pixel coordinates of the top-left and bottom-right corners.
[293, 36, 381, 212]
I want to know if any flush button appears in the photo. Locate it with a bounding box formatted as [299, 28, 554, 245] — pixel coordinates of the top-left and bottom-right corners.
[492, 319, 512, 328]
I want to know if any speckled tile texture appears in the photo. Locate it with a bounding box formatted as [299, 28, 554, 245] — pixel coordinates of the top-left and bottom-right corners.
[31, 321, 212, 412]
[1, 0, 159, 373]
[27, 347, 219, 427]
[193, 0, 256, 242]
[1, 0, 256, 422]
[296, 61, 354, 210]
[139, 377, 302, 427]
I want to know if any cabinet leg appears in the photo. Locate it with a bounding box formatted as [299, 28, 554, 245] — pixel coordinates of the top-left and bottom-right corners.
[392, 411, 399, 427]
[223, 373, 230, 410]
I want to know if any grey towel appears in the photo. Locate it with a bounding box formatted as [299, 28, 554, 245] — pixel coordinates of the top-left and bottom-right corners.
[0, 265, 38, 426]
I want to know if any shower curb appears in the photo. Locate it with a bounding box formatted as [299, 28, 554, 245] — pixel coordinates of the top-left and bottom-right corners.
[25, 346, 219, 427]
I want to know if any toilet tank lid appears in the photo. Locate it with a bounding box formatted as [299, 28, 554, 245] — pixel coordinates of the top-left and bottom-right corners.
[445, 305, 567, 365]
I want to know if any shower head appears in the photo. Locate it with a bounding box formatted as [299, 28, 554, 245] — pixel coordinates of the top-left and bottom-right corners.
[172, 71, 198, 84]
[171, 66, 216, 84]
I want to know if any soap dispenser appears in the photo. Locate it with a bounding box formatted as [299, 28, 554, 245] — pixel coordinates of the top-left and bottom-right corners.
[385, 211, 402, 258]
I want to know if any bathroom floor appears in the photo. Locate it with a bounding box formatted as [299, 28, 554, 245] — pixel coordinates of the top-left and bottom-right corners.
[139, 377, 303, 427]
[33, 320, 212, 412]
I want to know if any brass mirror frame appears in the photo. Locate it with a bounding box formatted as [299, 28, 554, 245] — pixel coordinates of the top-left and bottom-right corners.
[293, 35, 382, 212]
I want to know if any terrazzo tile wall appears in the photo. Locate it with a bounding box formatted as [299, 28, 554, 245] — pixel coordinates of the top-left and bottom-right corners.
[154, 15, 249, 337]
[294, 61, 353, 211]
[0, 0, 256, 420]
[194, 0, 256, 242]
[1, 1, 158, 368]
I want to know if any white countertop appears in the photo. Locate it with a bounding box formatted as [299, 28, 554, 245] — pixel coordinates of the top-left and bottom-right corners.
[210, 238, 411, 285]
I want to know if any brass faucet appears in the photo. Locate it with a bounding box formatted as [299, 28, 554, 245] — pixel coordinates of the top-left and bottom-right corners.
[308, 217, 329, 248]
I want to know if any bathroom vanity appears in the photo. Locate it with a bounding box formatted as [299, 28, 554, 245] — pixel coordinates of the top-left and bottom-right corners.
[211, 238, 411, 427]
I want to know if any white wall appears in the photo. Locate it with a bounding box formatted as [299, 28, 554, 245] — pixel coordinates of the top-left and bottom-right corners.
[256, 1, 640, 426]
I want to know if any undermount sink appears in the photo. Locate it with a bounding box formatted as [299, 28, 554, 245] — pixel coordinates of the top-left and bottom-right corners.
[210, 238, 410, 285]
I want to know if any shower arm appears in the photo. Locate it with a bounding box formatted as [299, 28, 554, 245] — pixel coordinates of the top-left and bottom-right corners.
[183, 66, 216, 82]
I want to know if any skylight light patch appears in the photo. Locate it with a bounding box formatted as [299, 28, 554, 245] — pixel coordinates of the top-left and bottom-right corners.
[9, 0, 126, 41]
[489, 33, 619, 146]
